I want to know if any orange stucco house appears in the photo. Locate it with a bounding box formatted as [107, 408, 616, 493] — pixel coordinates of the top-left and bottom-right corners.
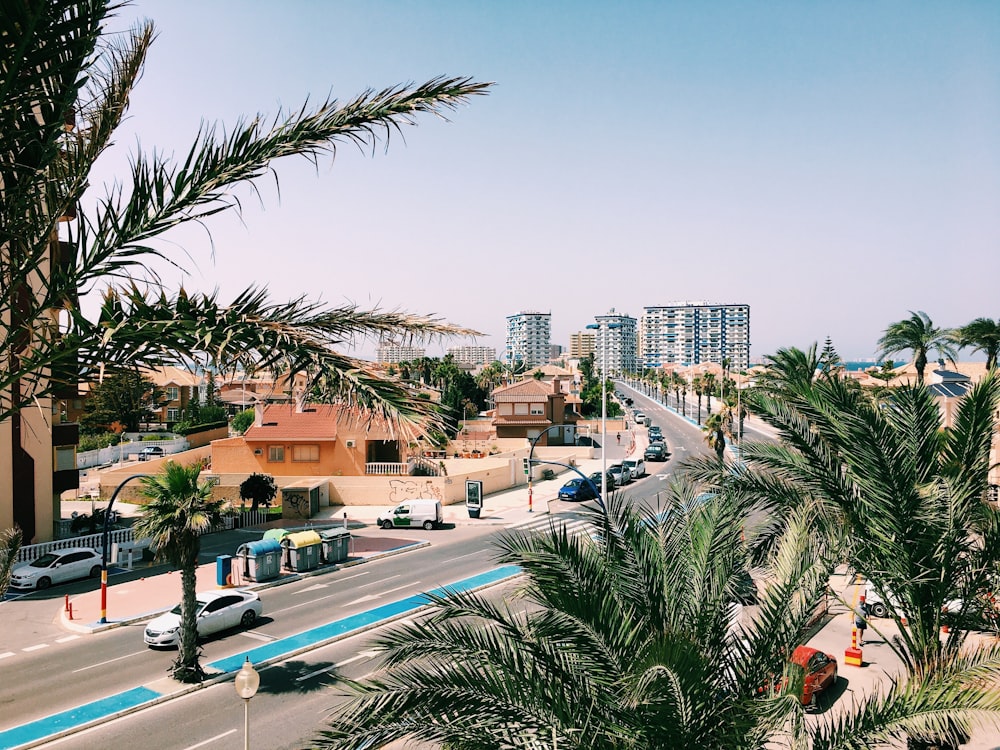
[490, 377, 580, 445]
[211, 402, 404, 478]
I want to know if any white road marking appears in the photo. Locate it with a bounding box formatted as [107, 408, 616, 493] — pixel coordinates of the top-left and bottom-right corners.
[238, 630, 276, 642]
[296, 583, 327, 594]
[440, 551, 484, 564]
[270, 591, 343, 614]
[0, 652, 14, 660]
[55, 635, 80, 643]
[72, 649, 146, 672]
[295, 649, 381, 681]
[338, 570, 370, 581]
[23, 644, 48, 652]
[357, 574, 399, 589]
[184, 729, 236, 749]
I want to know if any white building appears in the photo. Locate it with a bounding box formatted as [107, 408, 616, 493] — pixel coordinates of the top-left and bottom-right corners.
[640, 302, 750, 369]
[446, 346, 498, 366]
[505, 311, 551, 369]
[376, 344, 426, 364]
[592, 310, 638, 377]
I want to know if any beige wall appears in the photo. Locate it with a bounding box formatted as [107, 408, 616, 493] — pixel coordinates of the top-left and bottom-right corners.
[97, 447, 211, 503]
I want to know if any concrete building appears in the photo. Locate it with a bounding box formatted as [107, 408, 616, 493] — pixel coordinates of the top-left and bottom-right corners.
[569, 331, 596, 359]
[640, 302, 750, 370]
[505, 311, 551, 369]
[446, 346, 497, 366]
[376, 345, 426, 364]
[593, 310, 638, 377]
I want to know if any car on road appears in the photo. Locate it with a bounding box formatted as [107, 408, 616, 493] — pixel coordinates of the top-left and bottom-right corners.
[377, 499, 443, 530]
[588, 470, 617, 491]
[10, 547, 102, 590]
[647, 425, 662, 439]
[144, 589, 263, 648]
[644, 443, 668, 462]
[622, 458, 646, 479]
[608, 463, 631, 485]
[557, 478, 599, 502]
[138, 445, 166, 461]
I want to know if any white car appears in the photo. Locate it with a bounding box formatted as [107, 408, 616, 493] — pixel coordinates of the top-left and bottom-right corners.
[144, 590, 262, 648]
[622, 458, 646, 479]
[10, 547, 102, 590]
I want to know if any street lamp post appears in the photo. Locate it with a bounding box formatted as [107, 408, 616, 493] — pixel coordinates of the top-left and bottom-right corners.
[235, 657, 260, 750]
[100, 473, 146, 624]
[586, 322, 621, 500]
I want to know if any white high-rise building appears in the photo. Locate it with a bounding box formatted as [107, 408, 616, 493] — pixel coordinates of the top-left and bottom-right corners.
[446, 346, 497, 366]
[592, 310, 638, 376]
[376, 344, 426, 364]
[640, 302, 750, 369]
[505, 311, 551, 368]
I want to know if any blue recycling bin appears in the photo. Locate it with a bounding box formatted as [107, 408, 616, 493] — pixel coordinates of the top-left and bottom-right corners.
[216, 554, 233, 586]
[236, 539, 282, 582]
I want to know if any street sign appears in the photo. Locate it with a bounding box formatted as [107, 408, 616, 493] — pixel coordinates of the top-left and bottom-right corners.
[523, 458, 531, 475]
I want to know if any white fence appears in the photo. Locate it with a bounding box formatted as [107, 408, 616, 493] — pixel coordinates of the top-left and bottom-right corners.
[17, 528, 136, 563]
[76, 437, 189, 470]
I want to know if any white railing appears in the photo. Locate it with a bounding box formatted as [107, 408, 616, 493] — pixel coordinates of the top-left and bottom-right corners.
[76, 437, 190, 470]
[17, 528, 135, 563]
[365, 462, 409, 476]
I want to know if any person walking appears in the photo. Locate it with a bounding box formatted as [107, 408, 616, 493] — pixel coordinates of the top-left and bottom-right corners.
[616, 432, 621, 445]
[854, 595, 869, 646]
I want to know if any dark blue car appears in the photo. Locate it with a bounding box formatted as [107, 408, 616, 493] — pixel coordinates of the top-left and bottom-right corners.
[557, 478, 599, 502]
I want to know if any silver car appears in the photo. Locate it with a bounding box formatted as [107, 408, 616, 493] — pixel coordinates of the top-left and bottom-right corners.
[10, 547, 102, 590]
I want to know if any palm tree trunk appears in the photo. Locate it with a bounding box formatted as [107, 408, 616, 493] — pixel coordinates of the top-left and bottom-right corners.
[175, 543, 204, 682]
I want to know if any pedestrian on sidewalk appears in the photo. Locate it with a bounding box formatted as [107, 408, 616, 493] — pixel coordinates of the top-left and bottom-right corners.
[854, 595, 869, 646]
[616, 432, 621, 445]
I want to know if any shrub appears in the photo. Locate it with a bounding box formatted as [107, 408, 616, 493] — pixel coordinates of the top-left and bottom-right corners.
[78, 432, 121, 452]
[231, 409, 255, 435]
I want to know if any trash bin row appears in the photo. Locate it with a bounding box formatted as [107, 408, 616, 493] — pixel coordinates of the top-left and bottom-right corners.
[218, 528, 352, 584]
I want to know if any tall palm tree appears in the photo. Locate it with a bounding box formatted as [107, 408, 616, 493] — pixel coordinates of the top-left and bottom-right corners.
[314, 487, 1000, 749]
[692, 374, 704, 424]
[1, 1, 490, 427]
[702, 371, 717, 414]
[758, 343, 820, 395]
[702, 411, 728, 460]
[878, 311, 957, 385]
[132, 462, 225, 683]
[953, 317, 1000, 371]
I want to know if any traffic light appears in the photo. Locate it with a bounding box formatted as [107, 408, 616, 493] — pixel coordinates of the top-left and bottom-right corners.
[523, 458, 531, 475]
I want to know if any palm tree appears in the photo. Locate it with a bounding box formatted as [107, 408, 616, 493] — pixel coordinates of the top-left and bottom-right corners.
[132, 462, 225, 683]
[686, 370, 1000, 748]
[702, 411, 728, 460]
[954, 317, 1000, 370]
[702, 371, 717, 414]
[0, 527, 22, 597]
[878, 311, 958, 385]
[2, 1, 490, 427]
[692, 374, 704, 424]
[314, 487, 1000, 749]
[758, 343, 820, 395]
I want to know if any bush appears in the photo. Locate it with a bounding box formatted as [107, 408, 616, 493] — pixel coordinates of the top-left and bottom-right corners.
[173, 419, 227, 436]
[78, 432, 121, 452]
[231, 409, 255, 435]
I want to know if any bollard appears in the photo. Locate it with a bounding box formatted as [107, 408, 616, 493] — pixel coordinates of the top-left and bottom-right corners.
[64, 593, 69, 612]
[844, 626, 863, 667]
[67, 602, 73, 620]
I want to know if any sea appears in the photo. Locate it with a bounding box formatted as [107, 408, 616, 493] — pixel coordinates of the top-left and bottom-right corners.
[843, 361, 880, 371]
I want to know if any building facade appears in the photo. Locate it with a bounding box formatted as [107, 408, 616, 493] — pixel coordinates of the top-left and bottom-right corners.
[505, 311, 551, 369]
[568, 331, 596, 359]
[446, 346, 497, 366]
[640, 302, 750, 369]
[592, 310, 638, 377]
[376, 345, 427, 364]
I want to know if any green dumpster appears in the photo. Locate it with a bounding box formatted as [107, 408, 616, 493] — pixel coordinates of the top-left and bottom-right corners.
[319, 528, 351, 564]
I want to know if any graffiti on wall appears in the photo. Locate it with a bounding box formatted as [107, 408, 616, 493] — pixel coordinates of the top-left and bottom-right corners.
[388, 479, 443, 503]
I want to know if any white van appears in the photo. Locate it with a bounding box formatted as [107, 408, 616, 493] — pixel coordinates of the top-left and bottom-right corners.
[377, 499, 444, 531]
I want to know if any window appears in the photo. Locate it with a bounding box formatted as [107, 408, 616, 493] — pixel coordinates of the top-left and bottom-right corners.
[499, 403, 513, 415]
[166, 386, 180, 401]
[54, 445, 76, 471]
[167, 408, 180, 421]
[514, 403, 529, 415]
[529, 404, 544, 415]
[292, 444, 320, 462]
[268, 445, 285, 462]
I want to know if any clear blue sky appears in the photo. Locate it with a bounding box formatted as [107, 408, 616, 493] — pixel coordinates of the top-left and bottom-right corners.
[89, 1, 1000, 363]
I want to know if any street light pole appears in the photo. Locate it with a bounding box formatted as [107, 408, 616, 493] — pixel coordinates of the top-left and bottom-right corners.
[235, 657, 260, 750]
[100, 473, 146, 624]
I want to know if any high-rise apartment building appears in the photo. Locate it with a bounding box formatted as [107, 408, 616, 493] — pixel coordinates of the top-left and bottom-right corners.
[568, 331, 595, 359]
[446, 346, 497, 366]
[505, 311, 551, 368]
[640, 302, 750, 369]
[376, 345, 426, 364]
[592, 310, 638, 376]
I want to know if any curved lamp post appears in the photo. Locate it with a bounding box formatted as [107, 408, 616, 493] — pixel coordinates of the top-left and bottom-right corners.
[528, 424, 605, 512]
[99, 473, 147, 624]
[586, 321, 622, 500]
[235, 657, 260, 750]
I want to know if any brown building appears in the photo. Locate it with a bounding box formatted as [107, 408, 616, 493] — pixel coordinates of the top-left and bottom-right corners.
[490, 377, 579, 445]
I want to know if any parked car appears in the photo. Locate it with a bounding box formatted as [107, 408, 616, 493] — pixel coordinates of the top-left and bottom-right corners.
[138, 445, 165, 461]
[377, 499, 444, 530]
[144, 590, 262, 648]
[644, 443, 667, 462]
[588, 471, 616, 491]
[557, 478, 599, 502]
[647, 425, 662, 439]
[609, 463, 631, 485]
[622, 458, 646, 479]
[9, 547, 102, 590]
[788, 646, 838, 707]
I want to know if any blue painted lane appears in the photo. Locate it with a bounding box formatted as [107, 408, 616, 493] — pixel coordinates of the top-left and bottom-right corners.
[0, 565, 521, 749]
[211, 565, 520, 673]
[0, 687, 161, 750]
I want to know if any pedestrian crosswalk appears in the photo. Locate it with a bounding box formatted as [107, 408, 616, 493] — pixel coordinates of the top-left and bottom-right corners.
[506, 513, 595, 541]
